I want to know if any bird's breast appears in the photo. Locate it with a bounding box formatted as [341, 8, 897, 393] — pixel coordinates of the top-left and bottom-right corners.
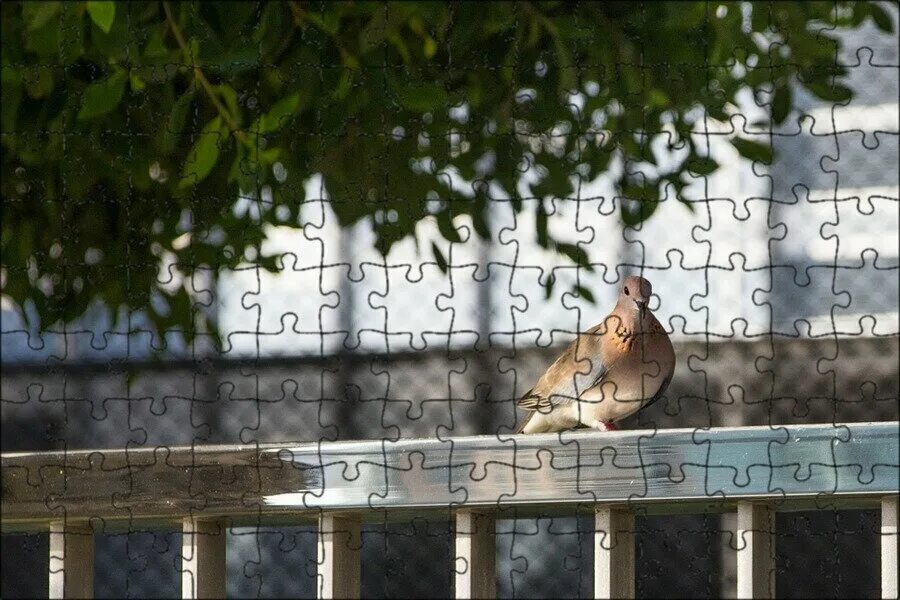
[603, 334, 673, 396]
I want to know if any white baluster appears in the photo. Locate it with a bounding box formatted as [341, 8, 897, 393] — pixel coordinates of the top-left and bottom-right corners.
[317, 514, 361, 599]
[454, 510, 496, 598]
[595, 506, 635, 599]
[181, 517, 226, 599]
[49, 520, 94, 599]
[736, 503, 775, 598]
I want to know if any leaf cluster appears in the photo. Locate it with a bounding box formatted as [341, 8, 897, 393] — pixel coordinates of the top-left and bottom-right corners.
[1, 1, 890, 347]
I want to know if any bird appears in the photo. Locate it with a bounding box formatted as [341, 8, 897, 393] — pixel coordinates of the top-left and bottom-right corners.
[516, 275, 675, 434]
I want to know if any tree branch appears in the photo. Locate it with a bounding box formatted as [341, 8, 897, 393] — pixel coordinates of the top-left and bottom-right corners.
[162, 1, 251, 146]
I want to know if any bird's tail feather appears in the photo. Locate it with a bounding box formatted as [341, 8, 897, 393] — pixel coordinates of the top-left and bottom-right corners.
[515, 411, 534, 434]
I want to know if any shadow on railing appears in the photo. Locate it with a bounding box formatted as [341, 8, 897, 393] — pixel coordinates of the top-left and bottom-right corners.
[2, 422, 898, 599]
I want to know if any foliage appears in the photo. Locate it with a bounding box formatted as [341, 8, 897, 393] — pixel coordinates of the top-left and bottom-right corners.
[1, 1, 892, 346]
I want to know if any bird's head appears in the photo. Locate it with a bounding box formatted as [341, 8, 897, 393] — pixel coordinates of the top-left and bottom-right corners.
[618, 275, 653, 318]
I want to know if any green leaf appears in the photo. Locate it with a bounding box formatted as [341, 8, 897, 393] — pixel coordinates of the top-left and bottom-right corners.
[647, 88, 668, 108]
[58, 4, 85, 62]
[431, 242, 448, 274]
[129, 73, 145, 92]
[553, 37, 577, 92]
[621, 199, 658, 226]
[208, 47, 261, 73]
[214, 85, 240, 125]
[24, 66, 54, 98]
[556, 243, 593, 271]
[1, 82, 22, 133]
[531, 158, 574, 199]
[86, 1, 116, 34]
[227, 145, 244, 184]
[163, 88, 195, 153]
[179, 117, 225, 188]
[424, 37, 437, 58]
[257, 146, 281, 167]
[76, 69, 127, 120]
[867, 4, 894, 33]
[575, 285, 595, 304]
[622, 181, 660, 202]
[395, 83, 447, 112]
[687, 156, 718, 176]
[666, 177, 694, 213]
[620, 182, 661, 225]
[731, 137, 773, 164]
[436, 210, 462, 243]
[144, 29, 170, 58]
[805, 82, 852, 103]
[771, 84, 792, 123]
[535, 201, 549, 249]
[252, 93, 300, 134]
[24, 1, 59, 31]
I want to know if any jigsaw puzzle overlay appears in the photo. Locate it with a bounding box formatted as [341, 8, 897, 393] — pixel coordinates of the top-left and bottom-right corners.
[1, 2, 898, 598]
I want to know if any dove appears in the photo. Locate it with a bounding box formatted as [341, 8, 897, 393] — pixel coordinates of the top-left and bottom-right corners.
[516, 275, 675, 434]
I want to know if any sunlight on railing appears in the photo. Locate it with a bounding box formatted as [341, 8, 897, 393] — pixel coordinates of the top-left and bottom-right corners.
[3, 422, 897, 599]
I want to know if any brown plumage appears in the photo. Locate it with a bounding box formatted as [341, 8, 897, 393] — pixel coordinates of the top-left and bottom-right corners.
[516, 275, 675, 434]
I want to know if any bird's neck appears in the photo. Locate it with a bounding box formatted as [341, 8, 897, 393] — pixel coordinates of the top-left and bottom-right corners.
[613, 301, 653, 331]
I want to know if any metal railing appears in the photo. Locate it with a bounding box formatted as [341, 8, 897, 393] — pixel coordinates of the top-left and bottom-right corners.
[2, 422, 898, 599]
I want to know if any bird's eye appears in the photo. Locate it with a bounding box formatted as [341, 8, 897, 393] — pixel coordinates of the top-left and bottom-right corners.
[624, 287, 630, 296]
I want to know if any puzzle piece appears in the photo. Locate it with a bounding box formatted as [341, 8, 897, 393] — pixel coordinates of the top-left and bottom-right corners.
[1, 2, 898, 598]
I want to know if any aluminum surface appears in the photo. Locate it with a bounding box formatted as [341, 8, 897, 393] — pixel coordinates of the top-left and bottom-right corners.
[3, 423, 897, 530]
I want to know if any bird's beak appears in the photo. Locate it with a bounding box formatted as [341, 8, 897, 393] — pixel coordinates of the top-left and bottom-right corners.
[635, 299, 647, 319]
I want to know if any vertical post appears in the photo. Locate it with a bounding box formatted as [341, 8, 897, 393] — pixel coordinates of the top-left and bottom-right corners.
[454, 510, 496, 599]
[181, 517, 226, 599]
[49, 520, 94, 599]
[594, 506, 635, 599]
[736, 502, 775, 599]
[883, 496, 899, 600]
[317, 514, 361, 599]
[719, 512, 738, 599]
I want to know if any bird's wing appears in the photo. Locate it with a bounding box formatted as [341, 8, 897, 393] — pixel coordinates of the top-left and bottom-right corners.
[639, 374, 671, 411]
[517, 325, 608, 412]
[515, 410, 534, 433]
[637, 324, 676, 411]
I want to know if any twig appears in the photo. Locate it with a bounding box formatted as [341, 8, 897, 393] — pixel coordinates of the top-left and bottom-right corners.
[162, 1, 250, 146]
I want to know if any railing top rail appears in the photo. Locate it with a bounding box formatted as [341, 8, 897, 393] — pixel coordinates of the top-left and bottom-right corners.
[3, 422, 898, 531]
